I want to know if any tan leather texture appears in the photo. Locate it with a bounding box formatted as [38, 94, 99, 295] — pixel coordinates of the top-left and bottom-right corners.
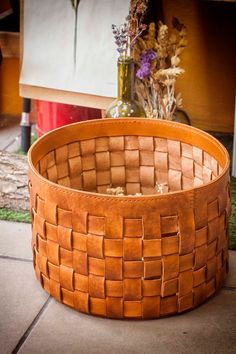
[28, 118, 231, 319]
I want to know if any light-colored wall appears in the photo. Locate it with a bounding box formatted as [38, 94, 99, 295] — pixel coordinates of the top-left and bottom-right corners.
[163, 0, 235, 132]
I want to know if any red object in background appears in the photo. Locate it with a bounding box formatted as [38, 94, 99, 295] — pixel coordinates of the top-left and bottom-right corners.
[0, 0, 12, 19]
[36, 100, 102, 136]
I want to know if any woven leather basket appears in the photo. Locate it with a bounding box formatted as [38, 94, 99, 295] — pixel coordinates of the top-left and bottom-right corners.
[28, 118, 231, 319]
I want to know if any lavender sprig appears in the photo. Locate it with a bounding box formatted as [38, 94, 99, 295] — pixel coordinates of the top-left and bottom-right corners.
[112, 22, 147, 57]
[112, 23, 129, 56]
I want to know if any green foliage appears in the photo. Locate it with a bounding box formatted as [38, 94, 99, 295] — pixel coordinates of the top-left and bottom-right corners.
[0, 208, 31, 223]
[15, 131, 38, 155]
[229, 177, 236, 250]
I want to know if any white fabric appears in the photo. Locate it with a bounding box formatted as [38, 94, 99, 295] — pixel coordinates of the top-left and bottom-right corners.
[20, 0, 129, 98]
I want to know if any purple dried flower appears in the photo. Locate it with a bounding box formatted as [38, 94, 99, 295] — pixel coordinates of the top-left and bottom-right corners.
[140, 49, 156, 64]
[136, 49, 156, 80]
[136, 62, 151, 79]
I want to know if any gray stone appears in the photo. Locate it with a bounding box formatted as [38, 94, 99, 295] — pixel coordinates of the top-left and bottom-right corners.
[0, 220, 32, 260]
[0, 258, 49, 354]
[18, 289, 236, 354]
[0, 152, 29, 211]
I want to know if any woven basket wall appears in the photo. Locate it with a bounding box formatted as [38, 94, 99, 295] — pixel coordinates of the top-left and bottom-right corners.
[28, 119, 231, 319]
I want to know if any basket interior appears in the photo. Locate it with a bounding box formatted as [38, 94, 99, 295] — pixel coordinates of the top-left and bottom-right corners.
[36, 135, 222, 195]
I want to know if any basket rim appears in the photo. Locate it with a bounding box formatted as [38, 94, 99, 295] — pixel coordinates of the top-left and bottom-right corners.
[28, 118, 230, 202]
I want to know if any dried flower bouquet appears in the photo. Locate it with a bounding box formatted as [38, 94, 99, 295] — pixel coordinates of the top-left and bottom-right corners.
[133, 18, 187, 119]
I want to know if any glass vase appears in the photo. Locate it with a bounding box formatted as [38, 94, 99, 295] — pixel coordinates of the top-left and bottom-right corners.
[172, 109, 191, 125]
[106, 57, 146, 118]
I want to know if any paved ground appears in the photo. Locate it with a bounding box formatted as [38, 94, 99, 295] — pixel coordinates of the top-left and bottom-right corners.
[0, 116, 21, 153]
[0, 116, 37, 153]
[0, 220, 236, 354]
